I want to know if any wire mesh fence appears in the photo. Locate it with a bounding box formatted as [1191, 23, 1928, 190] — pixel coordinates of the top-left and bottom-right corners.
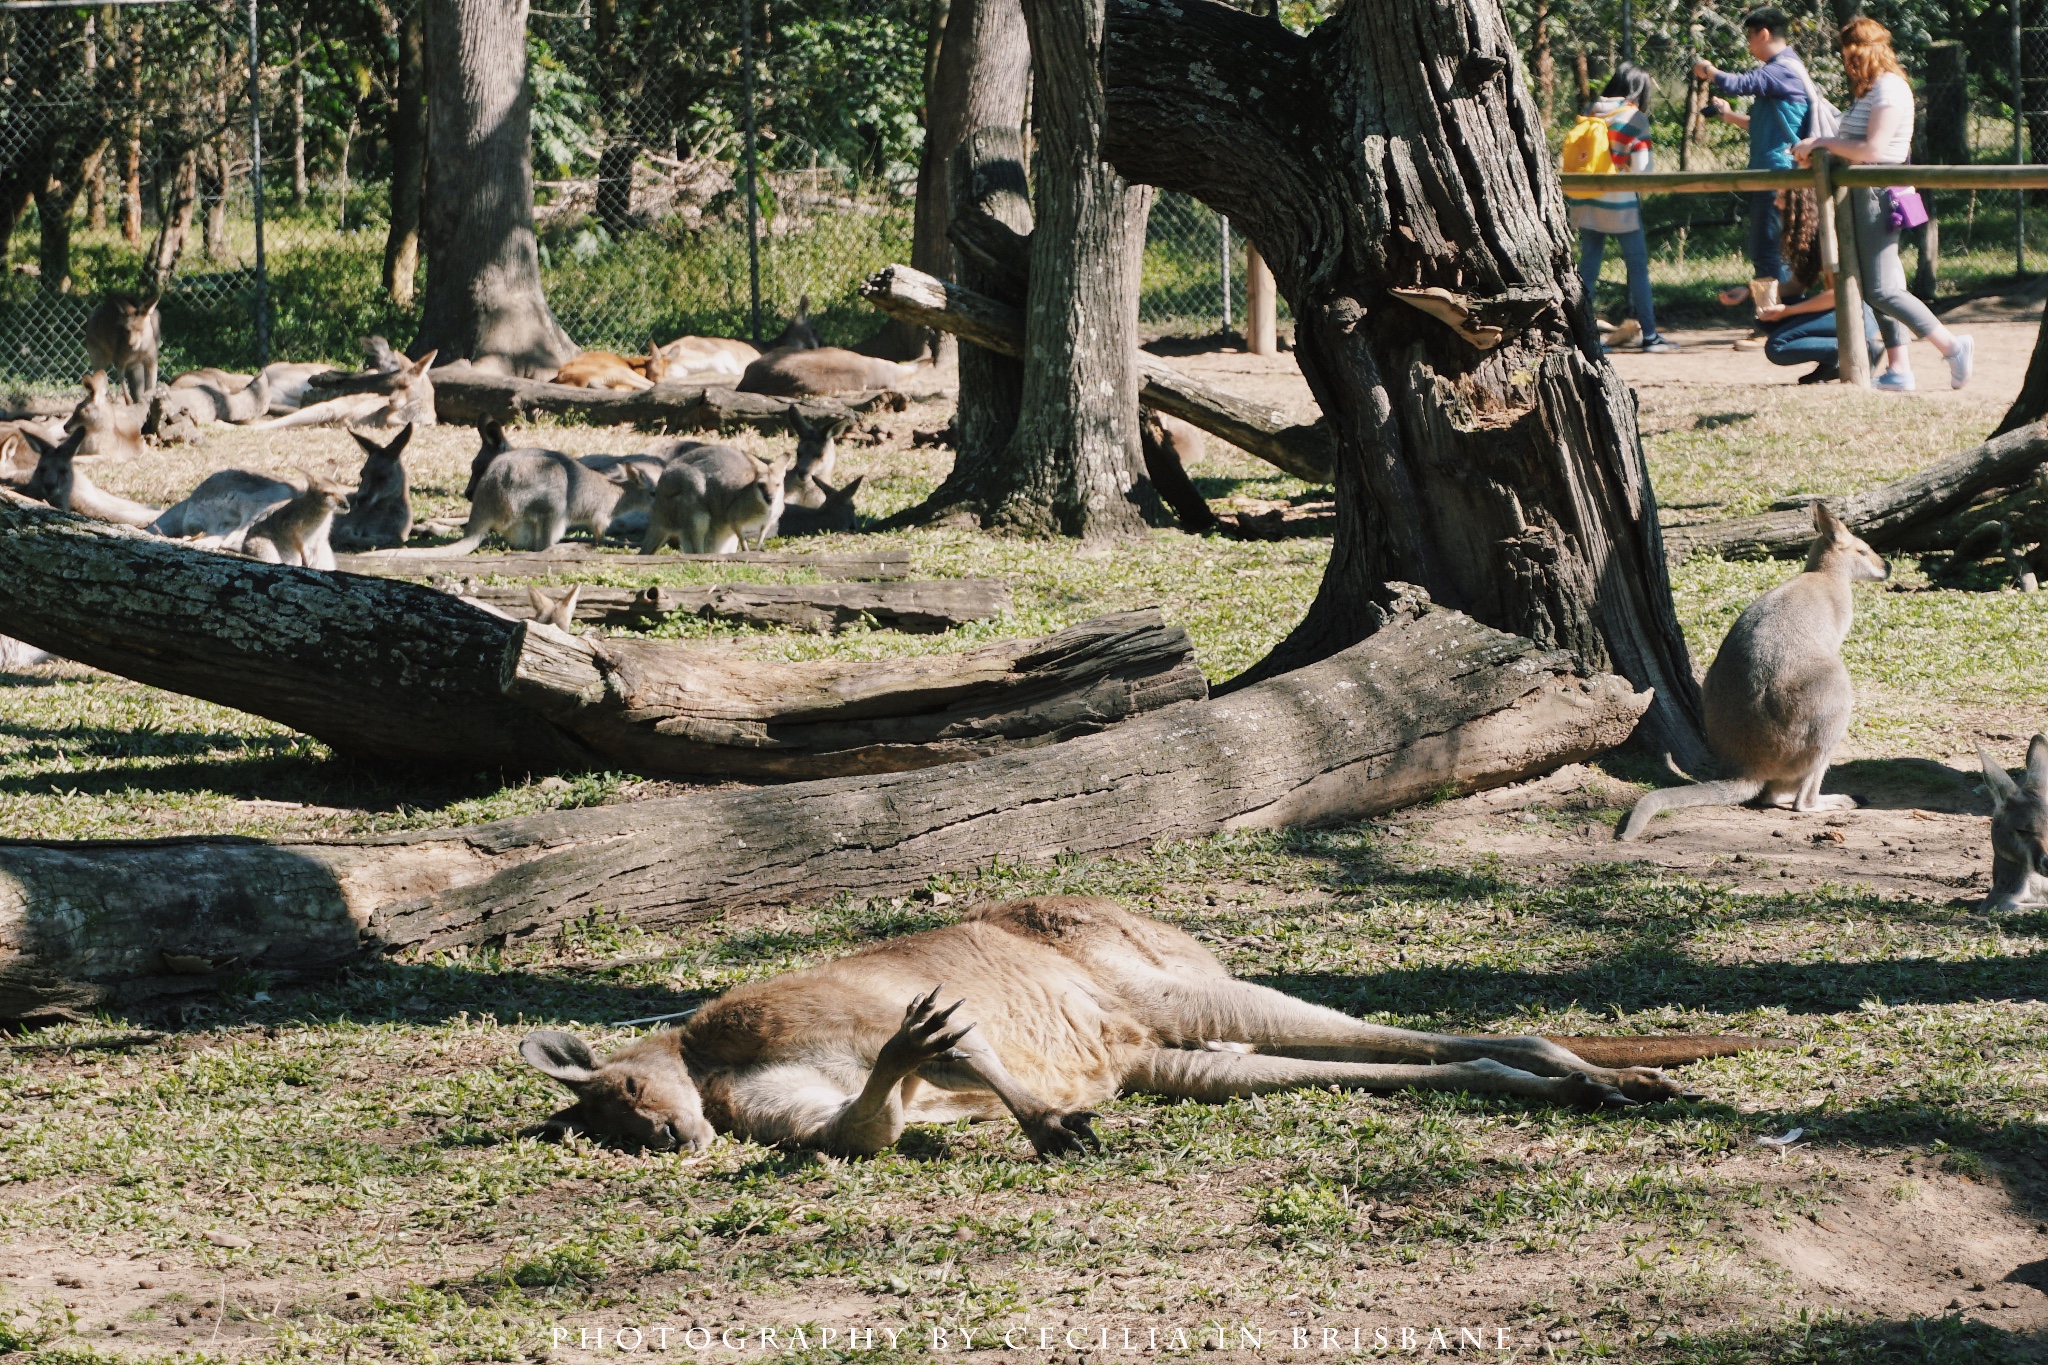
[0, 0, 2037, 389]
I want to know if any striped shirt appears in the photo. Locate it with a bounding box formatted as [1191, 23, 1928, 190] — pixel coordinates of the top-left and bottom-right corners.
[1568, 99, 1653, 236]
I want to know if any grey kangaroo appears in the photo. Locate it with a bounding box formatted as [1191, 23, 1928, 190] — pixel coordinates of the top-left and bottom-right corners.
[516, 896, 1733, 1158]
[1620, 502, 1887, 841]
[784, 409, 853, 508]
[152, 470, 295, 544]
[84, 293, 161, 403]
[330, 424, 415, 551]
[641, 443, 786, 554]
[775, 475, 862, 537]
[243, 475, 350, 571]
[1978, 734, 2048, 912]
[68, 371, 146, 460]
[163, 369, 272, 425]
[390, 421, 648, 555]
[20, 428, 159, 527]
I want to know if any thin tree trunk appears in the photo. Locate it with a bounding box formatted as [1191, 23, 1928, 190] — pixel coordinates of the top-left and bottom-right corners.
[84, 147, 105, 232]
[590, 0, 636, 239]
[121, 20, 142, 244]
[382, 5, 426, 305]
[1100, 0, 1707, 765]
[200, 142, 227, 261]
[989, 0, 1159, 539]
[1531, 0, 1555, 126]
[414, 0, 577, 375]
[143, 148, 200, 290]
[292, 22, 309, 208]
[33, 185, 75, 296]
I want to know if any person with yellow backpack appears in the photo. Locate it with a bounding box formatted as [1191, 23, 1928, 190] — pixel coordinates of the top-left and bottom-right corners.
[1565, 64, 1676, 353]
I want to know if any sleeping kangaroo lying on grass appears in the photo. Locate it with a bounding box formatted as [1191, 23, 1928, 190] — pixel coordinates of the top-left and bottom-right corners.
[521, 897, 1768, 1158]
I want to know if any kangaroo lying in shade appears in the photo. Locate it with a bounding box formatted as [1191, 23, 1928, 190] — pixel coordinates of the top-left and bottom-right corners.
[1620, 502, 1886, 841]
[1979, 734, 2048, 912]
[517, 897, 1776, 1158]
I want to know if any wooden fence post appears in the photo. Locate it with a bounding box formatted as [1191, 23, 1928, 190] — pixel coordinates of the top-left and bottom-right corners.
[1818, 152, 1873, 389]
[1246, 242, 1277, 356]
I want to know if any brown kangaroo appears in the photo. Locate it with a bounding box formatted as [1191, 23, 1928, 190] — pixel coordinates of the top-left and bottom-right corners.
[84, 293, 160, 403]
[554, 345, 660, 391]
[518, 897, 1772, 1158]
[739, 348, 927, 397]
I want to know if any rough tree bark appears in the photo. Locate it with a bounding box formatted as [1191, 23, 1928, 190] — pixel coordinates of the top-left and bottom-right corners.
[985, 0, 1161, 539]
[142, 149, 199, 290]
[876, 0, 1031, 362]
[428, 364, 875, 430]
[382, 5, 426, 306]
[414, 0, 577, 376]
[0, 593, 1648, 1022]
[1099, 0, 1705, 764]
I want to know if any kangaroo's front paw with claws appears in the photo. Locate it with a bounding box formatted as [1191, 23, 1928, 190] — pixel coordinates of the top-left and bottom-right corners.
[877, 984, 976, 1072]
[1021, 1109, 1101, 1159]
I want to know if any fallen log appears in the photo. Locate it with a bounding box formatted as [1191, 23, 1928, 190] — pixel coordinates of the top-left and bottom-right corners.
[336, 546, 911, 581]
[1661, 422, 2048, 562]
[429, 366, 884, 432]
[0, 588, 1648, 1022]
[860, 264, 1337, 484]
[460, 578, 1011, 633]
[0, 492, 1200, 777]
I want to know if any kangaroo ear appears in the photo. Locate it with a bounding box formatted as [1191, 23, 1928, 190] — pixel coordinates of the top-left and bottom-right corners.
[785, 404, 813, 437]
[520, 1030, 599, 1087]
[828, 416, 854, 437]
[837, 473, 864, 501]
[2026, 734, 2048, 794]
[385, 422, 414, 457]
[1811, 501, 1844, 537]
[409, 350, 439, 374]
[556, 584, 581, 625]
[349, 428, 381, 457]
[20, 429, 52, 458]
[1983, 747, 2022, 811]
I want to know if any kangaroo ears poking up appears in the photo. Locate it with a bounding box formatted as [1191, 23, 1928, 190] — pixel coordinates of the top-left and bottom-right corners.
[477, 417, 509, 454]
[1980, 747, 2020, 812]
[521, 1030, 600, 1087]
[2027, 734, 2048, 794]
[406, 350, 438, 376]
[1810, 501, 1845, 537]
[351, 422, 413, 459]
[825, 474, 863, 503]
[785, 405, 817, 438]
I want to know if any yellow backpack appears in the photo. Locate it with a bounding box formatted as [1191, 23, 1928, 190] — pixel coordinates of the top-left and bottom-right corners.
[1561, 108, 1621, 199]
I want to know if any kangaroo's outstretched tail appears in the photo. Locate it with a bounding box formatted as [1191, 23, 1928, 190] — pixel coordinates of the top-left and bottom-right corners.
[1545, 1034, 1794, 1069]
[377, 525, 487, 558]
[1617, 777, 1764, 841]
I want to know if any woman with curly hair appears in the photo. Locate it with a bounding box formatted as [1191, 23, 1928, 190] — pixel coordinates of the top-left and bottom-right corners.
[1794, 16, 1973, 391]
[1755, 188, 1882, 383]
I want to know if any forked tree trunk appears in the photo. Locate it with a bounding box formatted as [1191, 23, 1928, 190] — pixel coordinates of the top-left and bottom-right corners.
[143, 148, 199, 290]
[1100, 0, 1706, 764]
[414, 0, 577, 375]
[878, 0, 1030, 362]
[382, 6, 426, 305]
[986, 0, 1161, 539]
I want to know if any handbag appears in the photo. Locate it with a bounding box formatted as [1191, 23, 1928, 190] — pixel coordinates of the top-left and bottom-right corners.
[1787, 52, 1841, 138]
[1885, 186, 1930, 231]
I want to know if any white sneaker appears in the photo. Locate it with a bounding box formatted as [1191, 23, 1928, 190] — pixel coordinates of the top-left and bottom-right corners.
[1947, 334, 1975, 390]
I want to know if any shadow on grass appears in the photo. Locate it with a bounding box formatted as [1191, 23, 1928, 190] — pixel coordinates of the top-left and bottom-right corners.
[1660, 1313, 2043, 1364]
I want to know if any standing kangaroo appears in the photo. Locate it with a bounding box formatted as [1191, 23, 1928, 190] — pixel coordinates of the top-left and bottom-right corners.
[514, 896, 1766, 1158]
[84, 293, 160, 403]
[329, 424, 415, 551]
[242, 475, 350, 571]
[1979, 734, 2048, 912]
[20, 428, 160, 527]
[640, 444, 786, 554]
[389, 422, 651, 556]
[1620, 503, 1887, 840]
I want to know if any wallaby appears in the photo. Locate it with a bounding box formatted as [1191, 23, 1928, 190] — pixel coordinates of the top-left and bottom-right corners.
[20, 428, 160, 526]
[641, 443, 786, 555]
[388, 422, 649, 556]
[1620, 503, 1887, 841]
[512, 895, 1764, 1157]
[241, 475, 349, 570]
[775, 475, 863, 537]
[1978, 734, 2048, 912]
[163, 369, 271, 424]
[575, 450, 668, 540]
[740, 348, 928, 398]
[554, 345, 659, 391]
[526, 584, 582, 630]
[329, 424, 415, 551]
[784, 408, 852, 508]
[661, 336, 759, 379]
[250, 351, 436, 430]
[150, 468, 297, 545]
[84, 293, 161, 403]
[67, 371, 146, 459]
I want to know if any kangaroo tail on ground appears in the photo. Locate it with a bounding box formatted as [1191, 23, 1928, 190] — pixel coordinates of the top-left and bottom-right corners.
[376, 526, 487, 558]
[1617, 777, 1764, 841]
[1545, 1035, 1796, 1069]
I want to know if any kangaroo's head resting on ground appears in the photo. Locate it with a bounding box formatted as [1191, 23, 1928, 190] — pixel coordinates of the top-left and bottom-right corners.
[1981, 733, 2048, 912]
[521, 1030, 714, 1153]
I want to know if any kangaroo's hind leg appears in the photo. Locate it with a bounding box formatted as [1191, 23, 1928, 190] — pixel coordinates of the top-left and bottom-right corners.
[914, 1028, 1101, 1158]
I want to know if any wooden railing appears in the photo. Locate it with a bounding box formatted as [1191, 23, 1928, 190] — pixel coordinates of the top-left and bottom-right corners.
[1558, 158, 2048, 388]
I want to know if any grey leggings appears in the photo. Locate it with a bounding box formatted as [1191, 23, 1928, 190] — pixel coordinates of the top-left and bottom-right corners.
[1848, 186, 1940, 349]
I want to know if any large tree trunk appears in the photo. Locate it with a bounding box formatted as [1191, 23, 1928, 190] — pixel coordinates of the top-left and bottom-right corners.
[0, 593, 1646, 1023]
[986, 0, 1160, 539]
[382, 5, 426, 306]
[0, 494, 1202, 780]
[413, 0, 577, 376]
[877, 0, 1031, 362]
[1099, 0, 1705, 765]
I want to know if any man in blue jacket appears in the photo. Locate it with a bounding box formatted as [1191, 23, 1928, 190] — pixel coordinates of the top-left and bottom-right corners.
[1694, 7, 1812, 293]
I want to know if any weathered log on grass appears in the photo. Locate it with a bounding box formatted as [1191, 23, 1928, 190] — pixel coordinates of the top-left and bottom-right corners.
[335, 547, 912, 581]
[1661, 422, 2048, 562]
[463, 578, 1011, 633]
[0, 590, 1649, 1022]
[0, 493, 1199, 777]
[429, 366, 881, 432]
[861, 263, 1337, 484]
